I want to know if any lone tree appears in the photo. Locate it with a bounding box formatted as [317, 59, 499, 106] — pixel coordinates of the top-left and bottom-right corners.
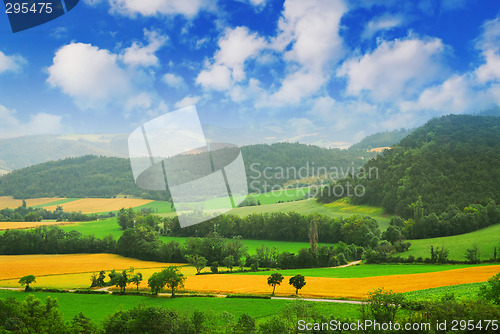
[19, 275, 36, 292]
[289, 274, 306, 295]
[187, 255, 207, 274]
[162, 266, 186, 298]
[267, 273, 284, 296]
[147, 266, 186, 297]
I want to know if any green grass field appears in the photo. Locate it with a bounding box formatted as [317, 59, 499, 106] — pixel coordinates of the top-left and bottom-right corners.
[402, 223, 500, 261]
[58, 220, 328, 254]
[403, 282, 487, 301]
[159, 199, 392, 231]
[0, 290, 359, 323]
[232, 264, 486, 278]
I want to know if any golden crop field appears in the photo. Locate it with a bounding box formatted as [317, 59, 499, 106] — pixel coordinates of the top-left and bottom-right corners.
[43, 198, 153, 214]
[0, 254, 184, 281]
[0, 221, 74, 231]
[0, 196, 64, 209]
[183, 265, 500, 299]
[0, 266, 200, 289]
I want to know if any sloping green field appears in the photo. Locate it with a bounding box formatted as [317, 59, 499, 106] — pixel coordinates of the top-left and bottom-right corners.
[402, 223, 500, 261]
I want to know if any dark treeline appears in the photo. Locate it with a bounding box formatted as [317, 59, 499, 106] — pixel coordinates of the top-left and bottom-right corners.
[161, 212, 381, 247]
[0, 202, 115, 223]
[389, 199, 500, 239]
[0, 223, 364, 270]
[318, 115, 500, 238]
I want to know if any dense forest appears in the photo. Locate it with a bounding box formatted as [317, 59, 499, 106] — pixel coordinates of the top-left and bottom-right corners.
[0, 156, 167, 200]
[318, 115, 500, 237]
[349, 128, 413, 150]
[0, 143, 376, 199]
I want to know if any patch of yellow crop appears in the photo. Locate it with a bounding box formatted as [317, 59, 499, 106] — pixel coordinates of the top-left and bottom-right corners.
[0, 265, 198, 290]
[0, 221, 75, 231]
[0, 197, 64, 209]
[368, 147, 391, 152]
[43, 198, 153, 214]
[184, 265, 500, 299]
[0, 254, 183, 280]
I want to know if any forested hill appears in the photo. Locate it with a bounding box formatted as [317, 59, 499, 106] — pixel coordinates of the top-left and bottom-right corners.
[349, 129, 413, 150]
[0, 143, 376, 199]
[0, 156, 168, 200]
[319, 114, 500, 219]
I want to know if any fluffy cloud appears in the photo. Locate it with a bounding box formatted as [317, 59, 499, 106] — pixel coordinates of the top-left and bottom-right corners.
[475, 18, 500, 84]
[337, 37, 448, 101]
[264, 0, 346, 105]
[108, 0, 213, 18]
[0, 51, 26, 74]
[196, 27, 266, 91]
[120, 30, 168, 67]
[361, 14, 404, 40]
[162, 73, 186, 88]
[174, 95, 201, 109]
[399, 75, 484, 114]
[47, 43, 130, 109]
[0, 105, 64, 139]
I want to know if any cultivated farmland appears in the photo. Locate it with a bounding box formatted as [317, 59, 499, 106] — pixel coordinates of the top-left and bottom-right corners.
[43, 198, 153, 214]
[0, 196, 64, 209]
[0, 254, 184, 281]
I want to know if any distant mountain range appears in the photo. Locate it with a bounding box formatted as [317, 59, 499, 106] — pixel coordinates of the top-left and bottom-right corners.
[0, 129, 413, 175]
[0, 134, 129, 174]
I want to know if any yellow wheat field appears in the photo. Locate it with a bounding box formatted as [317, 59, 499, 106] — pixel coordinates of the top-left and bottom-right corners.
[43, 198, 153, 214]
[0, 266, 199, 289]
[0, 221, 75, 231]
[0, 254, 183, 280]
[0, 197, 64, 209]
[183, 265, 500, 299]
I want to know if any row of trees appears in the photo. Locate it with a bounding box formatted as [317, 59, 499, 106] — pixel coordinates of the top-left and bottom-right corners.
[157, 212, 382, 248]
[0, 202, 115, 223]
[388, 199, 500, 239]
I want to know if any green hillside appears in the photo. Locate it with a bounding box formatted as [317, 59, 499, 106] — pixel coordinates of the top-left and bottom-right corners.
[320, 115, 500, 217]
[0, 142, 376, 200]
[349, 128, 413, 150]
[401, 223, 500, 261]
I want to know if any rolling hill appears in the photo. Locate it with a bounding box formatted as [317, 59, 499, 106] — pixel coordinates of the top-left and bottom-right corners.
[320, 114, 500, 217]
[0, 143, 376, 199]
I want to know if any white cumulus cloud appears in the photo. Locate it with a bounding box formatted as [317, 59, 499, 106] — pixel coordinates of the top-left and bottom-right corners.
[120, 30, 168, 68]
[0, 105, 64, 139]
[47, 43, 131, 109]
[196, 26, 266, 91]
[0, 51, 26, 74]
[174, 95, 201, 109]
[337, 37, 448, 101]
[108, 0, 214, 18]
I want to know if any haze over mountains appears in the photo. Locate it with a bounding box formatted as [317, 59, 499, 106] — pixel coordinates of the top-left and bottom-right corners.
[0, 129, 410, 175]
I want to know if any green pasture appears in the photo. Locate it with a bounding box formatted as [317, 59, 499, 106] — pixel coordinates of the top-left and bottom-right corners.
[402, 223, 500, 261]
[233, 263, 487, 278]
[403, 282, 488, 302]
[0, 290, 359, 323]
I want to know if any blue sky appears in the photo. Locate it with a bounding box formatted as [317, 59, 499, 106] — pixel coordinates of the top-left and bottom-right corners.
[0, 0, 499, 147]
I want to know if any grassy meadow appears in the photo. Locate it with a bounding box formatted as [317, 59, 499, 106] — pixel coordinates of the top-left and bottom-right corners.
[0, 290, 360, 323]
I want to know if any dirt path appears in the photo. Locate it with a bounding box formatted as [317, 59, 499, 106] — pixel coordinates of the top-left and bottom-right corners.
[329, 260, 362, 268]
